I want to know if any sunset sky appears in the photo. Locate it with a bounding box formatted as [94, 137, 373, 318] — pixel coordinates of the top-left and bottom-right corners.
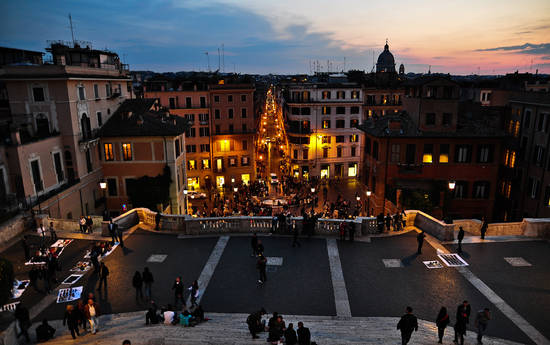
[1, 0, 549, 74]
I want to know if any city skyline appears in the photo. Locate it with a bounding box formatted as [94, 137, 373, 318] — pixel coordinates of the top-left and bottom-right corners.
[1, 0, 549, 75]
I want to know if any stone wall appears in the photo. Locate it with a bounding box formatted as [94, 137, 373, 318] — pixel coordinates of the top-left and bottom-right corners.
[0, 212, 35, 249]
[407, 210, 455, 241]
[454, 218, 550, 238]
[47, 216, 103, 232]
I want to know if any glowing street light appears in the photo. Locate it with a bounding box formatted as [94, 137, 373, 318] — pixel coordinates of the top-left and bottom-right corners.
[448, 181, 456, 190]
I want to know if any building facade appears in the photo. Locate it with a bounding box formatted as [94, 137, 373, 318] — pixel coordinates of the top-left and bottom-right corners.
[283, 80, 363, 179]
[0, 43, 131, 218]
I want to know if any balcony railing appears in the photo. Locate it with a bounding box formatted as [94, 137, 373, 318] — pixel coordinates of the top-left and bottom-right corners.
[398, 163, 423, 174]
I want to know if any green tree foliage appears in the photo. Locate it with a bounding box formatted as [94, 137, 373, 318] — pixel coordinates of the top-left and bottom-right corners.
[126, 165, 172, 211]
[0, 257, 14, 306]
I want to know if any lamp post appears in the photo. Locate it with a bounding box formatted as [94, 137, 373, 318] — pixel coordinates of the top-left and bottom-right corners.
[366, 190, 372, 216]
[445, 181, 456, 223]
[311, 187, 316, 211]
[99, 181, 107, 219]
[183, 189, 188, 215]
[356, 195, 361, 215]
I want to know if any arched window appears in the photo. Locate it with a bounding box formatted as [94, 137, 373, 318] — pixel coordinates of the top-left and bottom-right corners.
[81, 113, 91, 140]
[35, 113, 50, 137]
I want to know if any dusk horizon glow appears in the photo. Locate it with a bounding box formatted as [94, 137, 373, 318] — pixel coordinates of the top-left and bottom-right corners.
[1, 0, 549, 75]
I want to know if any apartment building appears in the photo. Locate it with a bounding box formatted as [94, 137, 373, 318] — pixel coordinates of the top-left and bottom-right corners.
[0, 42, 131, 218]
[99, 99, 188, 215]
[283, 78, 363, 179]
[144, 80, 256, 189]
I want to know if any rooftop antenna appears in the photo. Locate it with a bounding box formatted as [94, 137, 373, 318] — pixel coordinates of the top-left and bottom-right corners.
[205, 52, 210, 72]
[217, 48, 220, 71]
[343, 57, 346, 72]
[222, 43, 225, 73]
[372, 50, 375, 72]
[68, 14, 76, 45]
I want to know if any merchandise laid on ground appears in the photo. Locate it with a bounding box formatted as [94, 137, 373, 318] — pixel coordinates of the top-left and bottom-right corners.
[24, 239, 73, 265]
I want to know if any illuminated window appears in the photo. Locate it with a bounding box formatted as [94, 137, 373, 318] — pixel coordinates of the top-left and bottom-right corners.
[423, 144, 433, 163]
[368, 109, 373, 117]
[382, 95, 388, 105]
[322, 136, 331, 144]
[348, 163, 357, 177]
[504, 149, 516, 168]
[122, 143, 132, 161]
[188, 160, 196, 170]
[322, 106, 331, 115]
[220, 140, 230, 152]
[351, 91, 359, 99]
[322, 91, 331, 99]
[514, 121, 520, 137]
[202, 159, 210, 169]
[322, 120, 330, 129]
[104, 143, 114, 161]
[439, 144, 449, 163]
[350, 135, 358, 143]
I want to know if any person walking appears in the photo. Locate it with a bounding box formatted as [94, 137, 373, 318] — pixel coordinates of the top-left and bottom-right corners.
[35, 318, 56, 342]
[116, 223, 124, 248]
[480, 217, 488, 240]
[246, 308, 266, 339]
[292, 221, 301, 248]
[155, 212, 161, 230]
[142, 267, 154, 300]
[79, 216, 86, 233]
[63, 304, 80, 339]
[457, 226, 465, 253]
[349, 221, 356, 242]
[108, 219, 117, 244]
[172, 276, 185, 308]
[132, 271, 143, 301]
[22, 236, 30, 261]
[385, 214, 392, 232]
[417, 230, 426, 254]
[84, 298, 100, 334]
[256, 240, 265, 256]
[76, 299, 87, 331]
[397, 306, 418, 345]
[97, 262, 109, 291]
[475, 308, 491, 344]
[454, 301, 471, 345]
[251, 233, 258, 257]
[86, 216, 93, 234]
[285, 322, 298, 345]
[188, 280, 199, 307]
[436, 306, 450, 343]
[49, 222, 57, 242]
[257, 254, 267, 284]
[14, 304, 30, 342]
[297, 321, 311, 345]
[377, 213, 385, 233]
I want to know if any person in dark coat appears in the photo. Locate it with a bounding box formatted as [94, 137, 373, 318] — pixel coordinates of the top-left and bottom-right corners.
[35, 319, 55, 342]
[377, 213, 385, 233]
[397, 306, 418, 345]
[246, 308, 266, 339]
[132, 271, 143, 301]
[475, 307, 491, 344]
[292, 222, 301, 248]
[63, 305, 80, 339]
[257, 254, 267, 284]
[480, 217, 488, 239]
[416, 231, 426, 254]
[348, 221, 356, 242]
[22, 236, 30, 261]
[385, 214, 392, 231]
[435, 306, 450, 343]
[29, 266, 39, 292]
[454, 301, 471, 345]
[457, 227, 465, 253]
[14, 304, 30, 342]
[284, 322, 298, 345]
[97, 262, 109, 290]
[155, 212, 161, 230]
[116, 224, 124, 248]
[85, 216, 93, 234]
[297, 321, 311, 345]
[251, 233, 258, 257]
[142, 267, 154, 300]
[172, 276, 185, 308]
[256, 240, 264, 256]
[48, 222, 57, 242]
[108, 219, 117, 244]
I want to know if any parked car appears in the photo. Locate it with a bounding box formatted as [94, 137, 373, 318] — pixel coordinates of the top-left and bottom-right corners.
[270, 173, 279, 184]
[188, 191, 207, 199]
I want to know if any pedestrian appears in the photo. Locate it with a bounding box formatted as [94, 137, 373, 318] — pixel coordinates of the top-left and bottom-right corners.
[297, 321, 311, 345]
[349, 221, 355, 242]
[46, 252, 58, 283]
[188, 280, 199, 307]
[29, 266, 39, 292]
[272, 215, 278, 233]
[475, 308, 491, 344]
[172, 276, 185, 308]
[116, 224, 124, 248]
[397, 306, 418, 345]
[416, 230, 426, 254]
[285, 322, 298, 345]
[480, 217, 488, 240]
[14, 304, 30, 342]
[246, 308, 266, 339]
[39, 223, 47, 247]
[97, 262, 109, 291]
[132, 271, 143, 301]
[49, 221, 57, 241]
[257, 254, 267, 284]
[436, 306, 450, 343]
[142, 267, 154, 300]
[457, 226, 465, 253]
[63, 305, 80, 339]
[86, 216, 93, 234]
[41, 264, 51, 294]
[22, 236, 30, 261]
[385, 214, 392, 231]
[155, 212, 161, 230]
[339, 221, 346, 241]
[292, 221, 301, 248]
[256, 239, 264, 256]
[35, 319, 56, 342]
[90, 245, 100, 273]
[79, 216, 86, 233]
[84, 298, 100, 334]
[454, 300, 471, 345]
[77, 299, 87, 331]
[251, 233, 258, 257]
[377, 213, 384, 233]
[108, 219, 117, 244]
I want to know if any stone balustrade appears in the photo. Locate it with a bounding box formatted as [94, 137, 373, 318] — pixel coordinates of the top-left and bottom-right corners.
[405, 210, 455, 241]
[454, 217, 550, 239]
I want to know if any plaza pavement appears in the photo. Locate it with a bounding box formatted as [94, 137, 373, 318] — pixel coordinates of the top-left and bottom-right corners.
[1, 227, 549, 344]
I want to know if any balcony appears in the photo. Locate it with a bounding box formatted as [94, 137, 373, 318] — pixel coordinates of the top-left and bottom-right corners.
[398, 163, 423, 174]
[79, 128, 100, 150]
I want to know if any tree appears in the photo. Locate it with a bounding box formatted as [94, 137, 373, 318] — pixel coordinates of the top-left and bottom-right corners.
[0, 258, 14, 306]
[126, 165, 172, 211]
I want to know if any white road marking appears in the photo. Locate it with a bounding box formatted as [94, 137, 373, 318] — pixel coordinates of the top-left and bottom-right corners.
[423, 233, 549, 345]
[146, 254, 167, 263]
[327, 239, 352, 318]
[382, 259, 404, 268]
[266, 257, 283, 266]
[504, 257, 532, 267]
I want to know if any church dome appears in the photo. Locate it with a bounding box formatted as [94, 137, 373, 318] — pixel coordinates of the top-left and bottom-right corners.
[376, 42, 396, 73]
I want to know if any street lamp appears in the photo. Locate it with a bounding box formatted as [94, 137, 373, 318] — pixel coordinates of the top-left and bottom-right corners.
[183, 189, 188, 215]
[366, 190, 372, 216]
[99, 181, 107, 218]
[448, 181, 456, 190]
[233, 187, 238, 193]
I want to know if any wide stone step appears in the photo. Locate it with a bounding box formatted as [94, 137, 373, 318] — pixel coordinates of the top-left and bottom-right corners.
[27, 311, 521, 345]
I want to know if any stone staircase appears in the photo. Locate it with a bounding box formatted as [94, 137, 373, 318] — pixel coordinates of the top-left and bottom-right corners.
[27, 311, 522, 345]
